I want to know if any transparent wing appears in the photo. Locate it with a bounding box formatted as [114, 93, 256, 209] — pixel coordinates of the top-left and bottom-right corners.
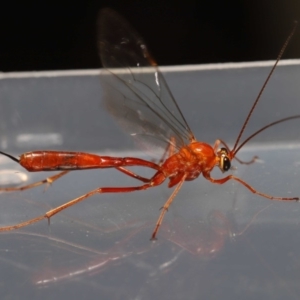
[97, 8, 195, 156]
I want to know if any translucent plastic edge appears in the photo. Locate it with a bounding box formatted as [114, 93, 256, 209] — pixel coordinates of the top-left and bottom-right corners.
[0, 59, 300, 79]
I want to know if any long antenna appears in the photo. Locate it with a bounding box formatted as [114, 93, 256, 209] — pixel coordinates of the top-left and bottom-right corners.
[233, 115, 300, 156]
[231, 21, 298, 154]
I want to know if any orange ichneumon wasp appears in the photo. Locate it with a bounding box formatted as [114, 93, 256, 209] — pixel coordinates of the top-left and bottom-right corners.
[0, 9, 299, 240]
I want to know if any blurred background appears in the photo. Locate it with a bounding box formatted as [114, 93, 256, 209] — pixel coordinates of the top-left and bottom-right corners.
[0, 0, 299, 72]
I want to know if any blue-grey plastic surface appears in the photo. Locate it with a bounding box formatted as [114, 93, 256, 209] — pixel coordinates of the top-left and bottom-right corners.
[0, 61, 300, 299]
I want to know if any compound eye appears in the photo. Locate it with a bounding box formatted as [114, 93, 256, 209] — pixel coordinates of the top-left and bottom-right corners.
[222, 156, 231, 172]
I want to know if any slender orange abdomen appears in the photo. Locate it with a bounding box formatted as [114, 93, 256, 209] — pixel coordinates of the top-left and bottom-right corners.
[19, 151, 160, 172]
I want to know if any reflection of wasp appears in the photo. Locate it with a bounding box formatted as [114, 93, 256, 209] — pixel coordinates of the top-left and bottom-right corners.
[0, 9, 298, 240]
[32, 210, 232, 285]
[163, 210, 230, 256]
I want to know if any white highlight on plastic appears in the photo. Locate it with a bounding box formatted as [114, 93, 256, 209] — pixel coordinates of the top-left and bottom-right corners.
[16, 133, 63, 147]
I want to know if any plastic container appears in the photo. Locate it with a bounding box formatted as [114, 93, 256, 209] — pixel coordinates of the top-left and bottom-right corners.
[0, 60, 300, 299]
